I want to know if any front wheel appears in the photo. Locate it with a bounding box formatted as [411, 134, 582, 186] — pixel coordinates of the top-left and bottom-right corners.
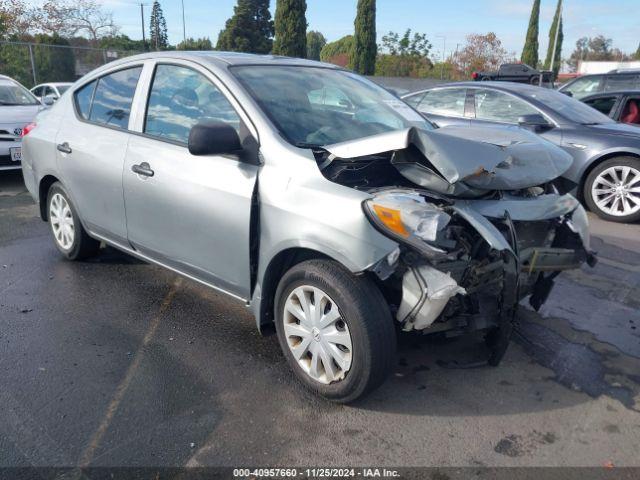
[584, 157, 640, 223]
[47, 182, 100, 260]
[274, 260, 396, 403]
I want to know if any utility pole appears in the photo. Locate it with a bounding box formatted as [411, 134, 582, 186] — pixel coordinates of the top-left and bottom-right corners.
[436, 35, 446, 80]
[140, 3, 147, 51]
[549, 0, 563, 87]
[181, 0, 186, 42]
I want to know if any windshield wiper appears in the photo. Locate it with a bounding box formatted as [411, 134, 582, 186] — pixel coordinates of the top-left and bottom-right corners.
[580, 122, 602, 125]
[295, 142, 323, 149]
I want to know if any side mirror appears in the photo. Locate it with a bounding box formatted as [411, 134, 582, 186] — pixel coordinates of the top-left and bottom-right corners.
[43, 94, 56, 106]
[561, 90, 573, 97]
[518, 114, 552, 131]
[188, 121, 242, 156]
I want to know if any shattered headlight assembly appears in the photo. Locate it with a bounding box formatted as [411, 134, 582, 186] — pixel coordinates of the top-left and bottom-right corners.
[363, 191, 451, 257]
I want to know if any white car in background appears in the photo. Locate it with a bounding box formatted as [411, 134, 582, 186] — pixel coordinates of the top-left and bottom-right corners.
[30, 82, 73, 104]
[0, 75, 44, 171]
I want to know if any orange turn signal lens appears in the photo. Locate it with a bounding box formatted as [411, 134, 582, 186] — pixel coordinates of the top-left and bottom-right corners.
[372, 204, 409, 238]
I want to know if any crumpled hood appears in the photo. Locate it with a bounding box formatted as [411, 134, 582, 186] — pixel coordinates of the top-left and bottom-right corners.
[324, 125, 573, 191]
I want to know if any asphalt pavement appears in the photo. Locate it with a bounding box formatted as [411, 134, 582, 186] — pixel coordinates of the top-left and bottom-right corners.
[1, 170, 639, 468]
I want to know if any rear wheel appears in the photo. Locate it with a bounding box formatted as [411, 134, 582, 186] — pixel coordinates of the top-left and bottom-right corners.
[47, 182, 100, 260]
[584, 157, 640, 223]
[274, 260, 396, 403]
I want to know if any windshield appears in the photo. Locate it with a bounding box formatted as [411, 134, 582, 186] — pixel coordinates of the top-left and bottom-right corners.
[0, 79, 40, 106]
[523, 87, 614, 125]
[232, 66, 433, 147]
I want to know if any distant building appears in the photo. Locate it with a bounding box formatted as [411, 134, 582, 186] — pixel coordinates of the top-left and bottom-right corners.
[577, 61, 640, 75]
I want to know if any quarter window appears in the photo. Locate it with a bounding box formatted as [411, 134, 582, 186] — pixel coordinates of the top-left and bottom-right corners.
[474, 89, 539, 123]
[89, 67, 142, 130]
[417, 88, 466, 116]
[144, 64, 240, 144]
[74, 80, 97, 119]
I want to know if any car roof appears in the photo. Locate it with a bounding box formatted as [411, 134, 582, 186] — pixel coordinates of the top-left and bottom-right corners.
[99, 50, 338, 70]
[402, 81, 546, 97]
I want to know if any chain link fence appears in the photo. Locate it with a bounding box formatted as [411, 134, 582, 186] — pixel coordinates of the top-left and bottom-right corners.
[0, 41, 143, 88]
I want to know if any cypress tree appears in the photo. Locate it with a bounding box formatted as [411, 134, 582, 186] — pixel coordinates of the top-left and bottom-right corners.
[521, 0, 540, 68]
[149, 1, 168, 51]
[543, 0, 563, 75]
[216, 0, 274, 54]
[353, 0, 376, 75]
[273, 0, 307, 58]
[306, 31, 326, 61]
[635, 43, 640, 60]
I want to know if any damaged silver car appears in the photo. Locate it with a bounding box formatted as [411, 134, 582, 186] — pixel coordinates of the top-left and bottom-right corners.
[21, 53, 595, 403]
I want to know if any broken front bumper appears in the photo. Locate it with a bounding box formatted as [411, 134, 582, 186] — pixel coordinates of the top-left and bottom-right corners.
[395, 193, 595, 333]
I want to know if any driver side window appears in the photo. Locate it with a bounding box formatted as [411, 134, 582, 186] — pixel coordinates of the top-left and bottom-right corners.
[144, 64, 240, 144]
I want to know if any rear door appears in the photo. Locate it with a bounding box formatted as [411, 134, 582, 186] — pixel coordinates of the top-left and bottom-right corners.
[56, 64, 144, 244]
[122, 60, 258, 300]
[413, 87, 470, 127]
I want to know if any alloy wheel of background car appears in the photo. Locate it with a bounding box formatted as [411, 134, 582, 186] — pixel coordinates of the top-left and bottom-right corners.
[282, 285, 353, 384]
[585, 157, 640, 223]
[49, 192, 75, 250]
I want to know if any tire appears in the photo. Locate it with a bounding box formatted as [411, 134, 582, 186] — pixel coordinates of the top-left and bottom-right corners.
[530, 75, 541, 85]
[46, 182, 100, 260]
[583, 157, 640, 223]
[274, 259, 396, 403]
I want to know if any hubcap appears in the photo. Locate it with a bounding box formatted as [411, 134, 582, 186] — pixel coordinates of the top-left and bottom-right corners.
[592, 166, 640, 217]
[283, 286, 352, 384]
[49, 193, 75, 250]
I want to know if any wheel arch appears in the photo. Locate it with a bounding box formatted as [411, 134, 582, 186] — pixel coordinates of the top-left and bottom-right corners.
[253, 247, 335, 335]
[38, 174, 61, 221]
[578, 151, 640, 201]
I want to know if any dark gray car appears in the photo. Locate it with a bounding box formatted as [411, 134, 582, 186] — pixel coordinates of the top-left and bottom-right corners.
[403, 82, 640, 223]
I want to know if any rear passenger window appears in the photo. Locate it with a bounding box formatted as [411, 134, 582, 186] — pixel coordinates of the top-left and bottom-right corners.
[144, 64, 240, 144]
[89, 67, 142, 129]
[74, 81, 96, 119]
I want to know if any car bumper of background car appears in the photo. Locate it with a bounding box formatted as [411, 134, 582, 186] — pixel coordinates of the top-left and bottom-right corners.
[0, 137, 23, 170]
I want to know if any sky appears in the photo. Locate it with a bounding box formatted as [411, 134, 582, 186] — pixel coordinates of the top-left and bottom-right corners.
[47, 0, 640, 59]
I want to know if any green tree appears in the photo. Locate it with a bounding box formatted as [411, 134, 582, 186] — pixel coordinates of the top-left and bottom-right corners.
[216, 0, 274, 54]
[543, 0, 563, 74]
[521, 0, 540, 67]
[33, 33, 76, 83]
[149, 1, 168, 50]
[98, 34, 146, 52]
[375, 30, 432, 77]
[306, 31, 326, 60]
[272, 0, 307, 58]
[177, 37, 213, 50]
[352, 0, 376, 74]
[635, 43, 640, 60]
[320, 35, 353, 67]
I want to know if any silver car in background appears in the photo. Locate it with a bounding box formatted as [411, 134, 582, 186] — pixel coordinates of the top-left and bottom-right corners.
[0, 74, 43, 171]
[22, 52, 594, 402]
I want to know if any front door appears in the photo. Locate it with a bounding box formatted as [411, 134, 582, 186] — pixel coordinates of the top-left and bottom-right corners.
[122, 62, 258, 300]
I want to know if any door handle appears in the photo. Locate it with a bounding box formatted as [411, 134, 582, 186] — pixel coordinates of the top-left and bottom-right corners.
[56, 142, 72, 154]
[131, 162, 154, 177]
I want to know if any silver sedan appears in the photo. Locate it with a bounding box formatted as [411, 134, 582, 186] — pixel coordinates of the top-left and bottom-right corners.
[22, 52, 594, 402]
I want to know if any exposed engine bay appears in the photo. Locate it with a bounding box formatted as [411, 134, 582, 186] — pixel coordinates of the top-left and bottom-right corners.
[313, 125, 596, 365]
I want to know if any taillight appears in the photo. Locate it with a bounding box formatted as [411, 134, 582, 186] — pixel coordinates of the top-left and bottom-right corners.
[22, 122, 36, 137]
[471, 72, 479, 80]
